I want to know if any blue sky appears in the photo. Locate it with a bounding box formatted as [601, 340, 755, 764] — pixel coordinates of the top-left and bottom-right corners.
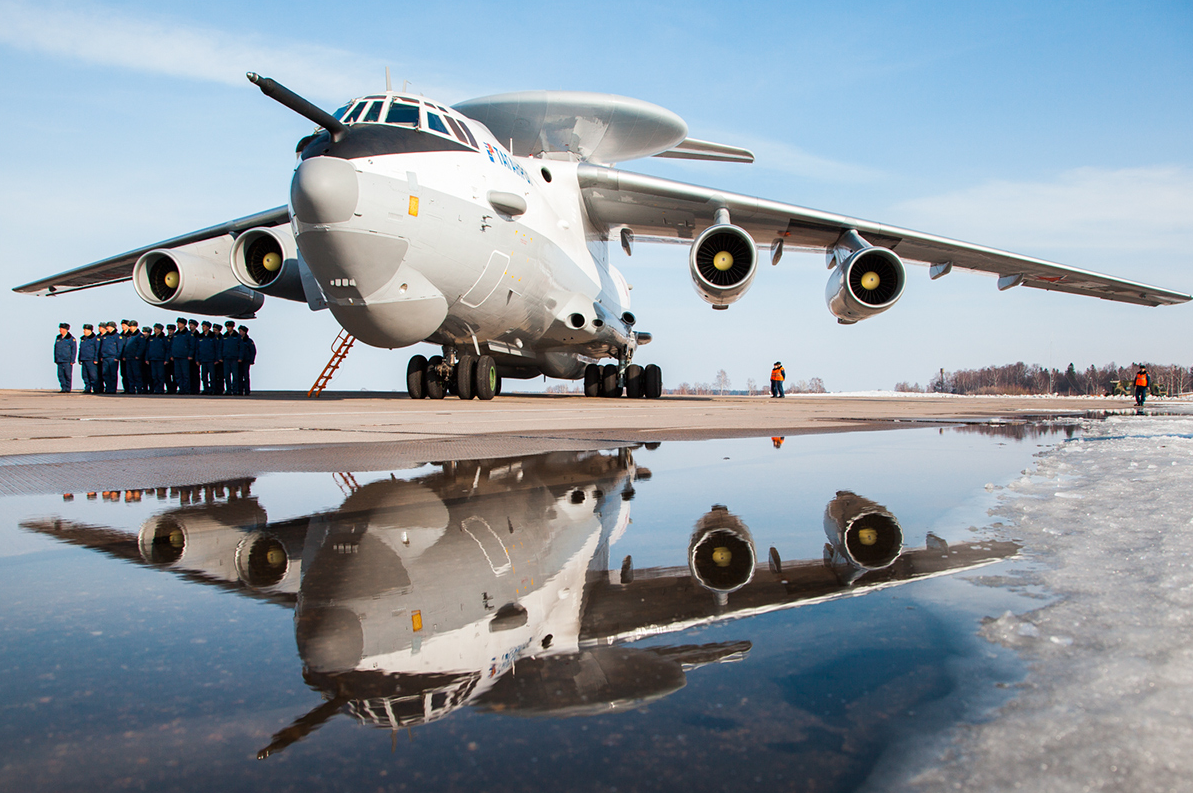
[1, 0, 1190, 392]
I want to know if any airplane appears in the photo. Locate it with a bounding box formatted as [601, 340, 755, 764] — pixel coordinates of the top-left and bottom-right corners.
[22, 447, 1020, 757]
[16, 73, 1187, 400]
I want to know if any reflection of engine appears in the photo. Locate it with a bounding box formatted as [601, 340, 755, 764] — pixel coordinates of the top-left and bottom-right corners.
[688, 223, 757, 308]
[824, 231, 905, 323]
[688, 505, 755, 601]
[230, 226, 308, 302]
[823, 490, 904, 585]
[132, 234, 264, 317]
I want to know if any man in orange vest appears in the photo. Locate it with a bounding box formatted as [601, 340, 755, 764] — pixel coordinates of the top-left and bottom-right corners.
[770, 361, 785, 398]
[1134, 366, 1150, 407]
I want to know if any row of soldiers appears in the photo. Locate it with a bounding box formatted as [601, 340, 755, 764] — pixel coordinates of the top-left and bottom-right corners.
[53, 318, 256, 396]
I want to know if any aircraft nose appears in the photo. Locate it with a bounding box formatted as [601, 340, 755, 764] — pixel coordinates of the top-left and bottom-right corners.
[291, 156, 359, 224]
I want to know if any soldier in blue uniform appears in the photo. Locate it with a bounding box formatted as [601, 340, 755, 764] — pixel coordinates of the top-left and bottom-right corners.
[78, 324, 99, 394]
[236, 325, 257, 396]
[146, 324, 169, 394]
[170, 318, 195, 394]
[187, 319, 202, 394]
[117, 320, 132, 393]
[138, 325, 153, 392]
[196, 321, 219, 394]
[121, 321, 146, 395]
[54, 323, 77, 392]
[99, 321, 123, 394]
[220, 324, 242, 395]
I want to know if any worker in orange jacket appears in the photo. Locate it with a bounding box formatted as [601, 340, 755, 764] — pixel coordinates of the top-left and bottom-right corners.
[1134, 366, 1150, 407]
[770, 362, 785, 398]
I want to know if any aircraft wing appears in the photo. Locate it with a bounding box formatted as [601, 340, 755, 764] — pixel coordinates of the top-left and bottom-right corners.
[12, 206, 290, 296]
[577, 164, 1191, 307]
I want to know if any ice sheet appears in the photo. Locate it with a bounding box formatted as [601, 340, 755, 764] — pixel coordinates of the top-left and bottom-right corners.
[878, 414, 1193, 792]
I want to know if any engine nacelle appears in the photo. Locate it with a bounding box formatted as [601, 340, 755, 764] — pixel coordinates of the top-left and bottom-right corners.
[688, 505, 755, 599]
[133, 235, 264, 318]
[688, 223, 758, 308]
[825, 245, 905, 323]
[823, 490, 903, 585]
[230, 226, 307, 303]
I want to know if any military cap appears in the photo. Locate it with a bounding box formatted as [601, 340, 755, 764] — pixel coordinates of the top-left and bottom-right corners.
[59, 322, 70, 329]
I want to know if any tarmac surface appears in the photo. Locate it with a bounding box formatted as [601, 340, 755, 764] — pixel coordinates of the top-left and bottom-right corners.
[0, 389, 1132, 494]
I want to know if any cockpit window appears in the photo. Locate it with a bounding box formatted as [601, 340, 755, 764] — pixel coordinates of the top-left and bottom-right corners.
[342, 102, 366, 123]
[362, 101, 383, 122]
[426, 112, 450, 136]
[456, 119, 479, 148]
[332, 103, 352, 121]
[385, 101, 420, 126]
[445, 116, 471, 146]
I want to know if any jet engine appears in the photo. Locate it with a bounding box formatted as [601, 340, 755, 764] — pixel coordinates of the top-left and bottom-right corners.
[688, 505, 755, 600]
[132, 235, 264, 318]
[688, 223, 757, 308]
[825, 239, 906, 323]
[230, 226, 308, 303]
[822, 490, 903, 585]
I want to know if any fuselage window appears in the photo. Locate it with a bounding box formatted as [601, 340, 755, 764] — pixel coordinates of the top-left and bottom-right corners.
[362, 101, 383, 122]
[426, 112, 451, 136]
[385, 101, 420, 126]
[444, 116, 471, 147]
[342, 102, 366, 123]
[456, 120, 479, 149]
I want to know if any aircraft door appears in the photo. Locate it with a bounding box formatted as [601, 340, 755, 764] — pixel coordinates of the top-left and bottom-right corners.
[460, 251, 510, 308]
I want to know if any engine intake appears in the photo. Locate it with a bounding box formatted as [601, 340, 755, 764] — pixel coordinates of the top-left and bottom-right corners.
[231, 226, 307, 302]
[133, 237, 264, 318]
[825, 244, 905, 323]
[689, 223, 757, 308]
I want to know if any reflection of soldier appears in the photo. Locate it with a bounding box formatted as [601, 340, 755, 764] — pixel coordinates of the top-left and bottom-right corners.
[771, 436, 784, 449]
[78, 324, 99, 394]
[53, 323, 76, 392]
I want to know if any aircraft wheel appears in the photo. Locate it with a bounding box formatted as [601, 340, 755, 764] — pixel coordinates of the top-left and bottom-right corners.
[602, 364, 622, 398]
[456, 355, 476, 400]
[475, 355, 497, 400]
[494, 374, 503, 396]
[406, 355, 427, 399]
[584, 364, 601, 398]
[624, 364, 644, 399]
[425, 355, 446, 399]
[644, 364, 663, 399]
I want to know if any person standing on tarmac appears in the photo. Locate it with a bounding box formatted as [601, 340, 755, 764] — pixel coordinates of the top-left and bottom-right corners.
[78, 324, 99, 394]
[146, 324, 169, 394]
[54, 323, 76, 393]
[187, 319, 202, 394]
[770, 361, 786, 398]
[122, 321, 146, 395]
[170, 318, 194, 394]
[221, 324, 242, 395]
[197, 321, 219, 394]
[99, 321, 123, 394]
[139, 325, 153, 392]
[1134, 366, 1151, 407]
[237, 325, 256, 396]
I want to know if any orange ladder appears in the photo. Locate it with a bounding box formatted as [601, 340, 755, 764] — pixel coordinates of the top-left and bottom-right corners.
[307, 329, 356, 398]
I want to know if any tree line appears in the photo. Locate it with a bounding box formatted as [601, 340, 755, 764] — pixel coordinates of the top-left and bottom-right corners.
[895, 362, 1193, 396]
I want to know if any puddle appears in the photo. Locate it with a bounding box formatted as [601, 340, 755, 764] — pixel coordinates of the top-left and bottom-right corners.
[0, 427, 1066, 791]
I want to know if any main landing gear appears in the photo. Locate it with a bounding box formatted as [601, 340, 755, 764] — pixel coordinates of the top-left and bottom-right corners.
[584, 362, 662, 399]
[407, 354, 501, 401]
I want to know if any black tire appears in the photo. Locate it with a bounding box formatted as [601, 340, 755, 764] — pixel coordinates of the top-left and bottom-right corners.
[456, 355, 476, 400]
[475, 355, 497, 400]
[644, 364, 663, 399]
[494, 374, 502, 396]
[602, 364, 622, 398]
[624, 364, 644, 399]
[425, 355, 446, 400]
[406, 355, 427, 399]
[584, 363, 601, 398]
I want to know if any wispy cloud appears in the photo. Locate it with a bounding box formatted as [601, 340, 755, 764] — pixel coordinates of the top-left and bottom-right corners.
[677, 132, 885, 184]
[891, 166, 1193, 255]
[0, 0, 387, 100]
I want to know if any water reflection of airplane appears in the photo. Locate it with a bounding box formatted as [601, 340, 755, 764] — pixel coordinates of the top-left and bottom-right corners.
[22, 449, 1019, 758]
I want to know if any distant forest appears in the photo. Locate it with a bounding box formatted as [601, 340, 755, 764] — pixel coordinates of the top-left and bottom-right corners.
[897, 362, 1193, 397]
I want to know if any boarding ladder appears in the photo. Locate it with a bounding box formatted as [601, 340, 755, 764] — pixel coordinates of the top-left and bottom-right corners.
[307, 330, 356, 398]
